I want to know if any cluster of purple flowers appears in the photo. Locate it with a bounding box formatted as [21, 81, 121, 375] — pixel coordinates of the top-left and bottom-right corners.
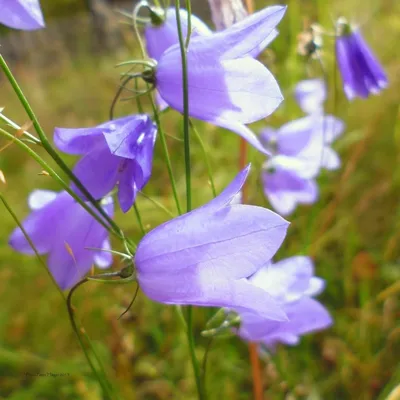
[5, 1, 389, 353]
[261, 79, 345, 216]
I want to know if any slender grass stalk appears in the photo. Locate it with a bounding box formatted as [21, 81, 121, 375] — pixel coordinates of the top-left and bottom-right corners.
[175, 1, 204, 398]
[0, 55, 122, 239]
[133, 202, 146, 235]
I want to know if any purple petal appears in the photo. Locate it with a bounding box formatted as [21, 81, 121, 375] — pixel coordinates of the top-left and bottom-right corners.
[294, 79, 326, 115]
[263, 169, 318, 216]
[249, 256, 317, 303]
[93, 239, 113, 269]
[180, 6, 286, 60]
[140, 273, 287, 321]
[321, 147, 341, 170]
[117, 160, 139, 213]
[157, 55, 283, 125]
[0, 0, 44, 30]
[145, 8, 212, 61]
[28, 190, 58, 210]
[71, 146, 120, 201]
[54, 126, 104, 155]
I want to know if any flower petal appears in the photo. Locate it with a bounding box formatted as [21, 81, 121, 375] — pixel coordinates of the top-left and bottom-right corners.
[145, 7, 212, 61]
[0, 0, 45, 30]
[136, 204, 288, 280]
[28, 190, 58, 210]
[179, 6, 286, 60]
[157, 56, 283, 125]
[94, 239, 113, 269]
[71, 146, 120, 201]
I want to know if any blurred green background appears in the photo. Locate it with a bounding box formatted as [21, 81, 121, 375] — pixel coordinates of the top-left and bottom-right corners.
[0, 0, 400, 399]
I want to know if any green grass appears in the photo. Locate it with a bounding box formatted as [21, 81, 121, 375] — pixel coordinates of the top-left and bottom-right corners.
[1, 0, 400, 399]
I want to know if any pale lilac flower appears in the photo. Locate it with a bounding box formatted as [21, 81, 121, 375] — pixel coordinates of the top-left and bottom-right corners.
[0, 0, 45, 30]
[261, 115, 345, 179]
[262, 166, 318, 217]
[336, 18, 388, 100]
[9, 191, 113, 290]
[154, 6, 286, 155]
[294, 79, 326, 115]
[135, 166, 289, 320]
[54, 115, 157, 213]
[207, 0, 248, 31]
[236, 256, 332, 348]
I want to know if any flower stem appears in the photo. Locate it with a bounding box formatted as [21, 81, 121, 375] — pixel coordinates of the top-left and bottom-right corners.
[175, 1, 204, 399]
[0, 55, 122, 240]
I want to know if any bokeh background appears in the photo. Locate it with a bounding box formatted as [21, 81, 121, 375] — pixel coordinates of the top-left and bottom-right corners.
[0, 0, 399, 399]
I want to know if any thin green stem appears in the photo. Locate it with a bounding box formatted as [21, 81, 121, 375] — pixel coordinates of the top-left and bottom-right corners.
[139, 191, 175, 218]
[0, 127, 114, 236]
[133, 202, 146, 235]
[175, 0, 191, 213]
[149, 96, 182, 215]
[185, 0, 192, 49]
[0, 113, 41, 144]
[190, 121, 216, 198]
[175, 2, 204, 399]
[67, 279, 117, 399]
[0, 55, 122, 239]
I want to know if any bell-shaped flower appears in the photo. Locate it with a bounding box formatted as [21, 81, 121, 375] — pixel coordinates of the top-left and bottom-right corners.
[335, 18, 388, 100]
[235, 256, 332, 348]
[261, 114, 345, 179]
[135, 166, 289, 320]
[154, 6, 286, 155]
[54, 115, 157, 213]
[9, 190, 113, 290]
[294, 79, 326, 115]
[0, 0, 45, 30]
[262, 164, 318, 216]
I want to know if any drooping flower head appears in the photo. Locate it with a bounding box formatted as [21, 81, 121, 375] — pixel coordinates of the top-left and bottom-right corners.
[54, 115, 157, 213]
[335, 17, 388, 100]
[9, 190, 113, 290]
[0, 0, 45, 30]
[235, 256, 332, 349]
[260, 115, 344, 216]
[135, 166, 289, 320]
[294, 79, 326, 115]
[150, 6, 286, 155]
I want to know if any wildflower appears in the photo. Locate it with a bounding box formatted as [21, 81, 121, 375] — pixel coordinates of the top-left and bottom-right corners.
[262, 165, 318, 217]
[294, 79, 326, 115]
[153, 6, 286, 155]
[236, 256, 332, 348]
[335, 18, 388, 100]
[0, 0, 45, 30]
[260, 115, 344, 215]
[9, 190, 113, 290]
[135, 166, 289, 320]
[54, 115, 157, 213]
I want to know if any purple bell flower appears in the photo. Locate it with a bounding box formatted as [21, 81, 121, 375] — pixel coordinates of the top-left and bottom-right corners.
[260, 115, 344, 216]
[154, 6, 286, 155]
[9, 190, 113, 290]
[134, 166, 289, 320]
[335, 18, 388, 100]
[262, 167, 318, 217]
[54, 115, 157, 213]
[294, 79, 326, 115]
[0, 0, 45, 30]
[236, 256, 332, 349]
